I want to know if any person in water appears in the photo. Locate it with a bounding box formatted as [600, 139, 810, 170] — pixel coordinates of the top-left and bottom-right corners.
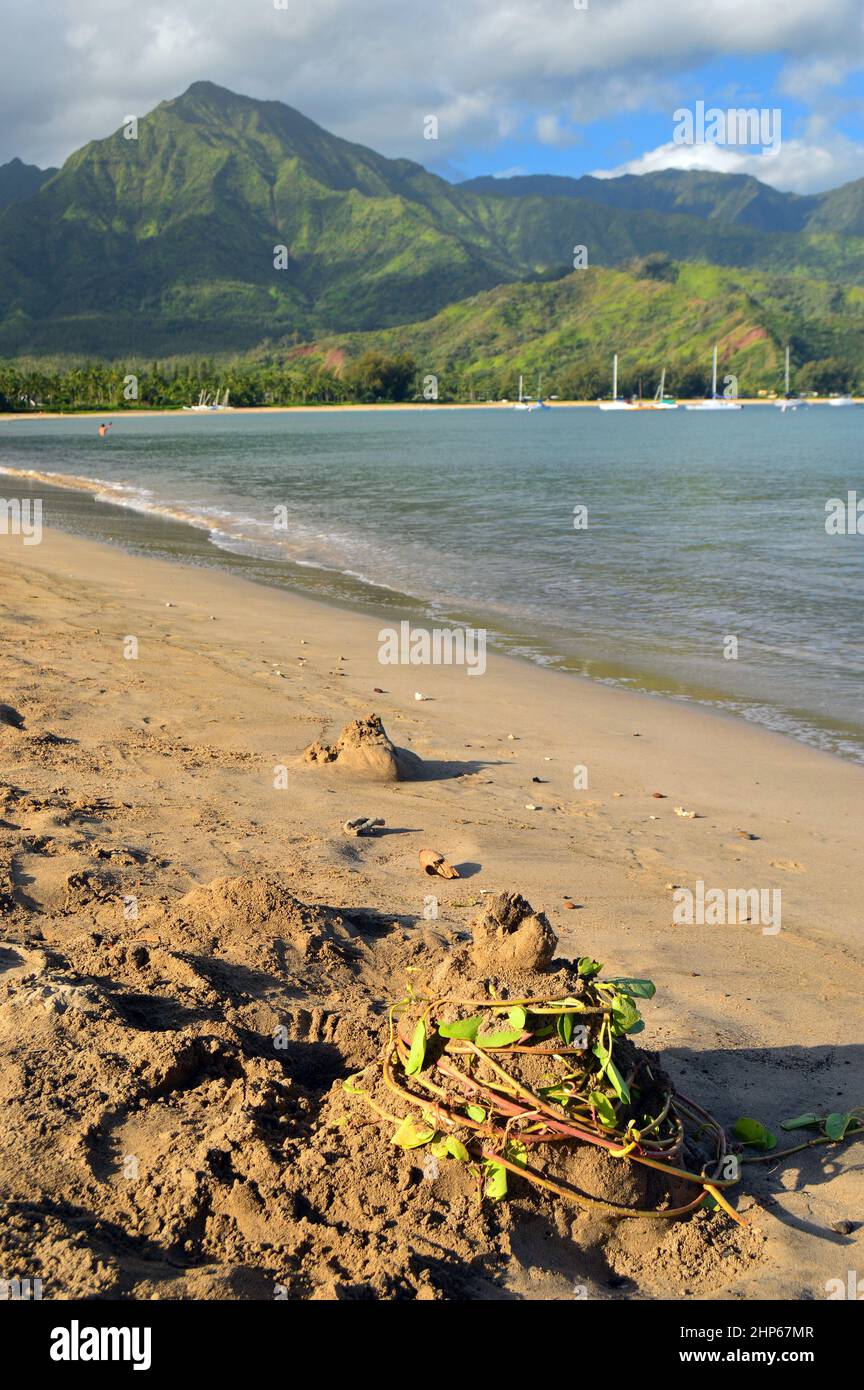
[98, 423, 112, 438]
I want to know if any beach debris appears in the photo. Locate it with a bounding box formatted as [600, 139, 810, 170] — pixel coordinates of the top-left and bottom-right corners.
[737, 829, 758, 840]
[507, 733, 516, 740]
[419, 849, 460, 879]
[165, 602, 174, 608]
[350, 959, 744, 1224]
[470, 890, 557, 972]
[0, 704, 25, 730]
[524, 803, 539, 811]
[373, 687, 385, 694]
[651, 792, 666, 799]
[304, 713, 424, 782]
[674, 806, 697, 818]
[832, 1220, 855, 1236]
[563, 899, 576, 910]
[343, 816, 385, 837]
[414, 691, 427, 701]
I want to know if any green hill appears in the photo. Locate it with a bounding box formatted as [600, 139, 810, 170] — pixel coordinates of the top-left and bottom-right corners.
[306, 259, 864, 398]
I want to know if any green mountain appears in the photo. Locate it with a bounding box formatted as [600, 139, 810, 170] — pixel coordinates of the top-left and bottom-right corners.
[2, 82, 864, 359]
[461, 168, 864, 238]
[307, 259, 864, 398]
[0, 157, 55, 212]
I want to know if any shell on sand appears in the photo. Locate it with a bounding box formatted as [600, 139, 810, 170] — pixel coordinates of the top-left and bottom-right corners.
[419, 848, 460, 879]
[303, 713, 423, 782]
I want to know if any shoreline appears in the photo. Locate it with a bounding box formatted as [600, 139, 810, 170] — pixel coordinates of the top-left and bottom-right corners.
[1, 397, 859, 422]
[2, 460, 861, 767]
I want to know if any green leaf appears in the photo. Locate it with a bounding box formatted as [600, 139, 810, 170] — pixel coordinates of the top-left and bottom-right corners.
[404, 1019, 427, 1076]
[483, 1160, 508, 1200]
[589, 1090, 617, 1127]
[556, 1011, 574, 1045]
[540, 1084, 574, 1106]
[476, 1028, 524, 1048]
[465, 1104, 486, 1123]
[603, 1057, 631, 1105]
[342, 1075, 366, 1094]
[505, 1139, 528, 1168]
[610, 994, 641, 1033]
[577, 957, 602, 977]
[438, 1015, 482, 1041]
[605, 977, 656, 999]
[780, 1113, 821, 1132]
[390, 1117, 435, 1149]
[733, 1117, 777, 1151]
[507, 1006, 528, 1031]
[824, 1112, 854, 1141]
[445, 1137, 470, 1162]
[429, 1139, 449, 1159]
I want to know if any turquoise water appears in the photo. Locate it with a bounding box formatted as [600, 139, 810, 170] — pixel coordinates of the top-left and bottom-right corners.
[1, 407, 862, 761]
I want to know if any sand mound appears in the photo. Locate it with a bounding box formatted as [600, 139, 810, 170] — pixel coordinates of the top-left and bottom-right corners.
[0, 861, 764, 1300]
[470, 891, 557, 972]
[304, 713, 424, 782]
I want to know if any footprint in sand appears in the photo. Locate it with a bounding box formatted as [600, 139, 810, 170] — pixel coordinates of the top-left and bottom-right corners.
[769, 859, 806, 873]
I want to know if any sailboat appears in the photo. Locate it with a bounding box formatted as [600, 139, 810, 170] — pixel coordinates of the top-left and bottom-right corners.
[598, 354, 638, 410]
[649, 367, 678, 410]
[513, 373, 547, 411]
[185, 388, 233, 413]
[514, 374, 538, 412]
[685, 346, 742, 410]
[829, 393, 856, 407]
[775, 347, 805, 410]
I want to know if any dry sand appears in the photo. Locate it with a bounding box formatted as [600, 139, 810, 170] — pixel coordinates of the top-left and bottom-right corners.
[0, 526, 861, 1300]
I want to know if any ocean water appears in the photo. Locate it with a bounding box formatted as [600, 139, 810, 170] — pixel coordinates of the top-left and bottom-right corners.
[1, 406, 862, 762]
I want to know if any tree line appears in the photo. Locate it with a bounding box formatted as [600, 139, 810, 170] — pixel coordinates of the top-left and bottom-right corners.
[0, 348, 857, 412]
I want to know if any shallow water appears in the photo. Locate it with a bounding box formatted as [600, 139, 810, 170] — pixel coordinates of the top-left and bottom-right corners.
[1, 406, 862, 761]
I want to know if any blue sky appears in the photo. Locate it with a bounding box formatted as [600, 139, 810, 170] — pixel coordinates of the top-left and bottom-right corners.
[2, 0, 863, 194]
[447, 55, 864, 184]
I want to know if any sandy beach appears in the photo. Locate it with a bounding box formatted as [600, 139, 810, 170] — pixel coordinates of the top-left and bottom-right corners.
[1, 525, 861, 1300]
[1, 399, 858, 424]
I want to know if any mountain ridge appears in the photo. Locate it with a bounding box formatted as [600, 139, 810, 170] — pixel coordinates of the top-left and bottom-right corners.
[1, 82, 863, 358]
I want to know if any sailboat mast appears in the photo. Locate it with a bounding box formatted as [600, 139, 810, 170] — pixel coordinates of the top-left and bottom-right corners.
[518, 374, 524, 403]
[613, 353, 618, 400]
[712, 345, 718, 398]
[785, 346, 790, 395]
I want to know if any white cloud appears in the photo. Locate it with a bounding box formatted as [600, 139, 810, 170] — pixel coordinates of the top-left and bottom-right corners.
[593, 121, 864, 194]
[0, 0, 861, 192]
[535, 115, 581, 147]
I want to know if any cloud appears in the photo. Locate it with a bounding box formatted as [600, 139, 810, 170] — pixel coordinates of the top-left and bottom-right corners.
[535, 115, 581, 148]
[0, 0, 862, 191]
[592, 119, 864, 194]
